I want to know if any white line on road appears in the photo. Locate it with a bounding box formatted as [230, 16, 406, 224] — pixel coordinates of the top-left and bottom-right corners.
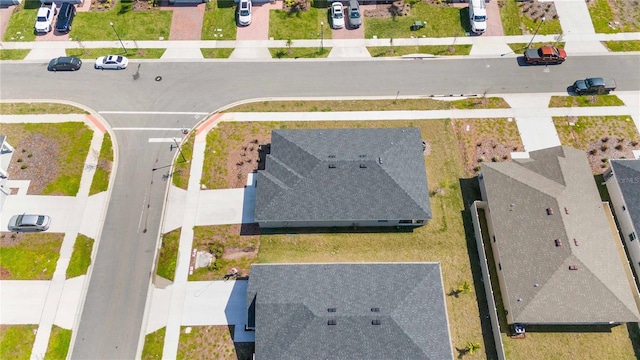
[148, 138, 183, 143]
[99, 111, 209, 115]
[112, 128, 186, 131]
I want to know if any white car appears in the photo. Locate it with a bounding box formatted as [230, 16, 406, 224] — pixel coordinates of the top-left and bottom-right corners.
[331, 2, 345, 29]
[34, 3, 57, 34]
[94, 55, 129, 70]
[237, 0, 252, 26]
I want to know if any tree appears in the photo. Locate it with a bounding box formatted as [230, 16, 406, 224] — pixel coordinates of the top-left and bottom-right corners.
[458, 280, 472, 294]
[466, 341, 481, 355]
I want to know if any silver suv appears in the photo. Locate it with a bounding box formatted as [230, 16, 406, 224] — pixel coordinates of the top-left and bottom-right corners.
[347, 0, 361, 29]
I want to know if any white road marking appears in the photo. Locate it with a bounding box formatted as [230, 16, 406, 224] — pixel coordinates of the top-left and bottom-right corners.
[112, 127, 186, 131]
[148, 138, 183, 143]
[99, 111, 209, 115]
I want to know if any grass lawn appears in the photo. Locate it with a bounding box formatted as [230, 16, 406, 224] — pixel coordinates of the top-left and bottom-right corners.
[2, 122, 93, 196]
[589, 0, 618, 33]
[0, 325, 37, 360]
[0, 49, 31, 60]
[89, 133, 114, 195]
[226, 97, 510, 112]
[201, 48, 235, 58]
[587, 0, 640, 33]
[549, 95, 625, 107]
[201, 0, 237, 40]
[0, 232, 63, 280]
[554, 116, 640, 149]
[171, 133, 194, 190]
[365, 2, 467, 38]
[603, 40, 640, 52]
[367, 44, 472, 57]
[44, 326, 71, 360]
[270, 7, 329, 40]
[66, 48, 166, 59]
[500, 0, 562, 35]
[142, 327, 165, 360]
[71, 0, 171, 41]
[178, 325, 253, 360]
[2, 0, 40, 42]
[269, 47, 330, 58]
[66, 235, 94, 279]
[0, 103, 88, 115]
[157, 228, 180, 282]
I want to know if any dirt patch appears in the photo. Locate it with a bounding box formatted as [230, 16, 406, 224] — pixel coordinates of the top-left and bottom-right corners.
[7, 134, 59, 195]
[365, 1, 411, 18]
[588, 0, 640, 32]
[177, 325, 254, 360]
[586, 137, 639, 173]
[229, 139, 265, 188]
[516, 0, 558, 22]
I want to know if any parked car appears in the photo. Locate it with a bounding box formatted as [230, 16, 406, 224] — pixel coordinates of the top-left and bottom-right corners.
[571, 77, 617, 95]
[94, 55, 129, 70]
[331, 2, 345, 29]
[237, 0, 252, 26]
[8, 214, 51, 232]
[524, 45, 566, 65]
[55, 3, 76, 33]
[347, 0, 361, 29]
[48, 56, 82, 71]
[34, 2, 57, 34]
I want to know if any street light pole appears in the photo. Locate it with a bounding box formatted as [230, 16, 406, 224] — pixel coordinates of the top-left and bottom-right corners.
[526, 16, 546, 49]
[110, 21, 127, 53]
[320, 21, 324, 53]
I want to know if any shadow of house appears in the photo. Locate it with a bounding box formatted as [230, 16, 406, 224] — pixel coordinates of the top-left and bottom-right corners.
[254, 128, 431, 230]
[246, 263, 454, 360]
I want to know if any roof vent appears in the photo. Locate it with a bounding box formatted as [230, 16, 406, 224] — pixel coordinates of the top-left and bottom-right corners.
[329, 164, 336, 169]
[569, 265, 579, 270]
[573, 239, 579, 246]
[564, 207, 569, 214]
[554, 239, 562, 247]
[372, 319, 381, 325]
[328, 155, 336, 158]
[327, 308, 337, 313]
[359, 164, 367, 169]
[327, 319, 337, 326]
[378, 157, 382, 164]
[359, 155, 366, 158]
[546, 208, 554, 215]
[371, 307, 380, 312]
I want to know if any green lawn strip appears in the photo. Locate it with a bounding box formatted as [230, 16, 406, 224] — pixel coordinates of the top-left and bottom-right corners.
[270, 7, 329, 40]
[71, 1, 171, 41]
[66, 48, 166, 59]
[171, 133, 195, 190]
[589, 0, 618, 33]
[201, 0, 237, 40]
[549, 95, 624, 107]
[269, 47, 330, 58]
[189, 224, 259, 280]
[0, 49, 31, 60]
[2, 0, 40, 42]
[66, 235, 94, 279]
[89, 133, 114, 196]
[367, 44, 472, 57]
[507, 42, 565, 52]
[0, 325, 37, 360]
[553, 116, 640, 149]
[225, 97, 510, 112]
[0, 103, 88, 115]
[44, 326, 71, 360]
[200, 48, 235, 58]
[500, 0, 561, 36]
[157, 228, 180, 282]
[365, 2, 466, 38]
[142, 327, 165, 360]
[0, 233, 63, 279]
[603, 40, 640, 52]
[256, 119, 483, 353]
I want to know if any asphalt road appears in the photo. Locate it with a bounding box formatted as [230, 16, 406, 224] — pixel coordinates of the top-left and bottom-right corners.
[1, 55, 639, 359]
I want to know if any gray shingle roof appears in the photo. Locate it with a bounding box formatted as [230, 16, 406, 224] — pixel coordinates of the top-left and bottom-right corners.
[247, 263, 453, 360]
[610, 160, 640, 235]
[254, 128, 431, 223]
[481, 146, 640, 324]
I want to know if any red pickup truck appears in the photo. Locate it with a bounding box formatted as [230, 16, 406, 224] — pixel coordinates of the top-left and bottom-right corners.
[524, 45, 567, 65]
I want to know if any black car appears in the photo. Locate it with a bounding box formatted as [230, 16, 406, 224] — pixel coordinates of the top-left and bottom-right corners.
[55, 3, 76, 33]
[48, 56, 82, 71]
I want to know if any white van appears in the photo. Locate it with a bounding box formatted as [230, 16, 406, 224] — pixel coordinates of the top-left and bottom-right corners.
[469, 0, 487, 34]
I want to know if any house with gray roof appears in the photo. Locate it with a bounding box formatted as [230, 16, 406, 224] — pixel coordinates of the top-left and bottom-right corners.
[254, 128, 431, 228]
[605, 159, 640, 284]
[479, 146, 640, 325]
[246, 263, 453, 360]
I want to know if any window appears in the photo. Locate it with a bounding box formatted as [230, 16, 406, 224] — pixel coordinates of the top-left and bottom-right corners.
[630, 232, 637, 241]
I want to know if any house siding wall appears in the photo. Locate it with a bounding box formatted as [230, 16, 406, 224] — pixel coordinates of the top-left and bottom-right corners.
[606, 174, 640, 284]
[258, 219, 427, 228]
